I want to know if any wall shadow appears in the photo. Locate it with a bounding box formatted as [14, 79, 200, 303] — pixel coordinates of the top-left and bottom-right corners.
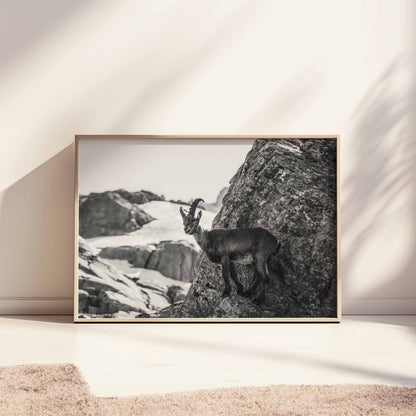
[1, 315, 73, 324]
[0, 0, 91, 67]
[0, 145, 75, 298]
[347, 315, 416, 328]
[342, 53, 416, 304]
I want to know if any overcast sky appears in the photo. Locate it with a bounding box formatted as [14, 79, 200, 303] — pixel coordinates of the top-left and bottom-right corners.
[78, 138, 254, 202]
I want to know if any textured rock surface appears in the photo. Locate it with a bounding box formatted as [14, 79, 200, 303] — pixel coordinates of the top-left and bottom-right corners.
[79, 191, 154, 238]
[166, 285, 187, 304]
[78, 237, 171, 317]
[99, 241, 199, 282]
[162, 139, 337, 318]
[145, 240, 199, 282]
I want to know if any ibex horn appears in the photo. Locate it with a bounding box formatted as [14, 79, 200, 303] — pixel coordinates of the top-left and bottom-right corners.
[188, 198, 204, 218]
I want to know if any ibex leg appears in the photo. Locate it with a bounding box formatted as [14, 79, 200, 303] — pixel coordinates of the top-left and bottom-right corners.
[247, 259, 267, 302]
[221, 255, 232, 298]
[229, 263, 245, 296]
[245, 265, 262, 296]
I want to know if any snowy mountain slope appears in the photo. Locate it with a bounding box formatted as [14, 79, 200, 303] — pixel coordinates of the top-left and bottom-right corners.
[86, 201, 216, 251]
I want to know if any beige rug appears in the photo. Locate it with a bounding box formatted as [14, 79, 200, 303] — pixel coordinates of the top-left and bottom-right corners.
[0, 364, 415, 415]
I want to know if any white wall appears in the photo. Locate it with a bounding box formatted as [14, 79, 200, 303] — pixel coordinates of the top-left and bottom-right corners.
[0, 0, 415, 314]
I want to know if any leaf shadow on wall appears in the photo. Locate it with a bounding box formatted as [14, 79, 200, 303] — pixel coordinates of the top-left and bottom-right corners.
[342, 54, 416, 309]
[0, 144, 75, 301]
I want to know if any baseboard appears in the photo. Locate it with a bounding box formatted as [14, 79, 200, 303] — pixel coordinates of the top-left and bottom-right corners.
[0, 297, 415, 315]
[0, 297, 73, 315]
[342, 299, 416, 315]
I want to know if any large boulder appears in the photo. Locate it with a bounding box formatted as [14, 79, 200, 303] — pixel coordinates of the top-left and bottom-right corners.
[163, 139, 337, 318]
[79, 191, 154, 238]
[145, 240, 199, 282]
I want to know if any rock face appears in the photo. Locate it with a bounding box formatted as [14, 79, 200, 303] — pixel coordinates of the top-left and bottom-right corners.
[78, 237, 175, 317]
[79, 191, 154, 238]
[162, 139, 337, 318]
[99, 240, 199, 282]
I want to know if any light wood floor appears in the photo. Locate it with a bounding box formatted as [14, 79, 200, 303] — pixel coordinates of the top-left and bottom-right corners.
[0, 315, 414, 397]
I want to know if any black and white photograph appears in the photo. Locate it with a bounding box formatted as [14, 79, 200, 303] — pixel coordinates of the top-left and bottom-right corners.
[75, 136, 339, 321]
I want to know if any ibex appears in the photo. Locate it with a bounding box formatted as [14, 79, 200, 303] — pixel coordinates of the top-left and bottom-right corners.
[180, 199, 280, 302]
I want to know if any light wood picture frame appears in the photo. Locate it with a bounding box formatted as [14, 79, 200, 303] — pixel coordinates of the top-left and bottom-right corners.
[74, 135, 340, 322]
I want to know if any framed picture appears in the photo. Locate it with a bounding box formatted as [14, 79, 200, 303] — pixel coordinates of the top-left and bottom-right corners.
[74, 136, 340, 322]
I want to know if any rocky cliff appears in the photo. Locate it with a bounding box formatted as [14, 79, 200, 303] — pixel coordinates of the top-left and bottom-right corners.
[161, 139, 337, 318]
[78, 237, 188, 318]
